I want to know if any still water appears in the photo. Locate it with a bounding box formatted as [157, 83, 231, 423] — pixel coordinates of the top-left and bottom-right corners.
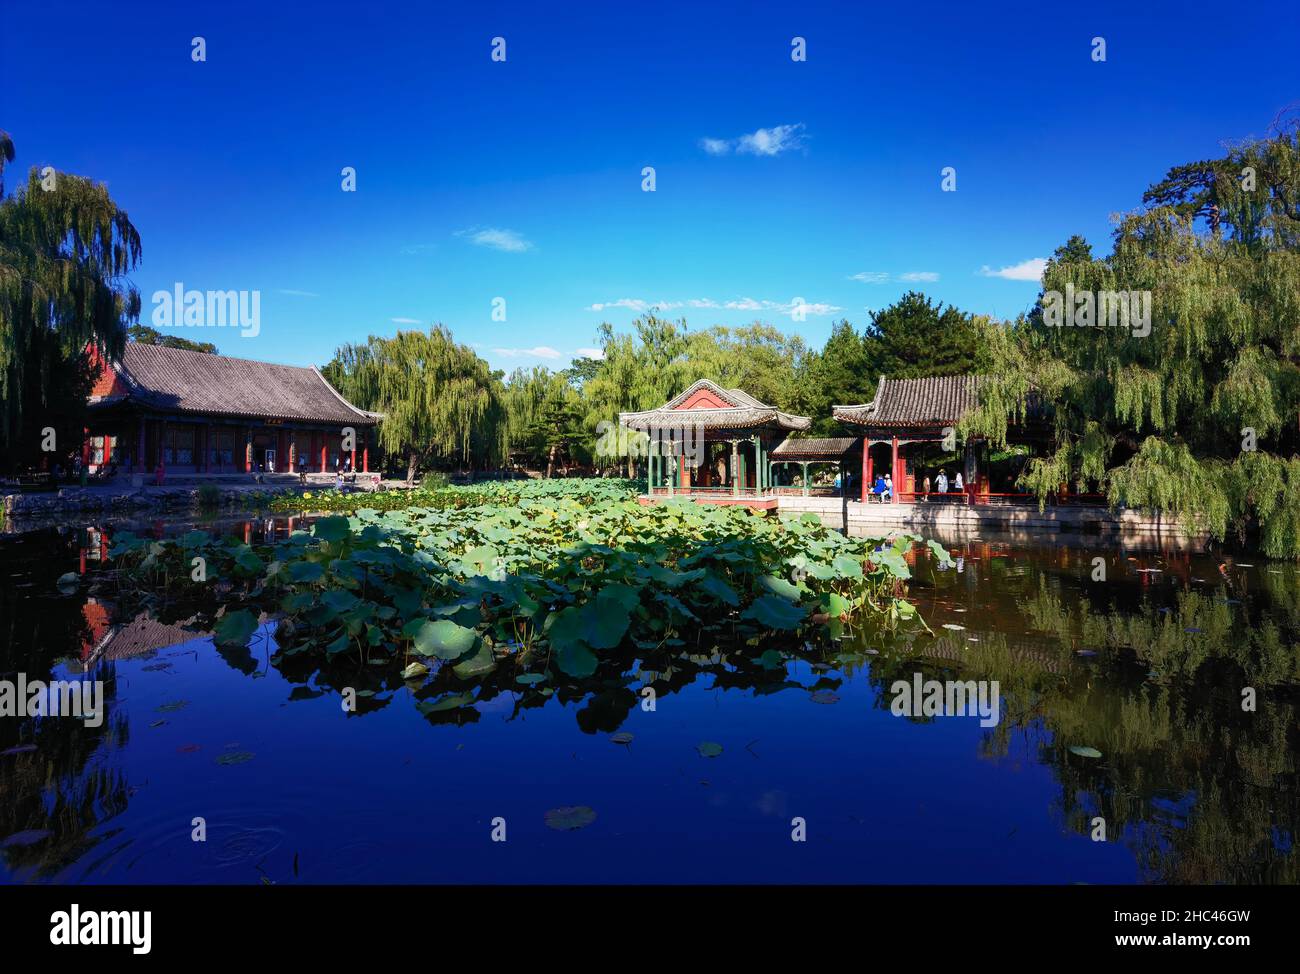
[2, 514, 1297, 883]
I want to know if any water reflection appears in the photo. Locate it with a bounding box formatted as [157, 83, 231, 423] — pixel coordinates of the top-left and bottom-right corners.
[1, 517, 1298, 883]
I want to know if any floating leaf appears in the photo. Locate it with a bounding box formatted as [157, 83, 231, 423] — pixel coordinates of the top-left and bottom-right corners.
[1068, 746, 1103, 759]
[696, 741, 724, 758]
[544, 806, 597, 831]
[610, 732, 634, 745]
[401, 661, 429, 680]
[556, 640, 598, 679]
[411, 619, 478, 660]
[213, 610, 258, 648]
[515, 673, 546, 686]
[452, 644, 497, 679]
[312, 516, 351, 543]
[416, 692, 475, 714]
[741, 595, 806, 630]
[216, 751, 256, 765]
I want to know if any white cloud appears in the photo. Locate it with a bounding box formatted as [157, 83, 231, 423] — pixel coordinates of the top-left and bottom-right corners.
[849, 271, 939, 284]
[699, 123, 807, 157]
[576, 347, 605, 360]
[390, 317, 422, 324]
[278, 289, 319, 297]
[586, 298, 683, 312]
[457, 227, 534, 253]
[979, 258, 1048, 281]
[586, 296, 841, 318]
[493, 346, 562, 359]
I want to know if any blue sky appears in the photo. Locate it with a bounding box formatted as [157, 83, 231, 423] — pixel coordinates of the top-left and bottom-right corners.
[3, 0, 1296, 370]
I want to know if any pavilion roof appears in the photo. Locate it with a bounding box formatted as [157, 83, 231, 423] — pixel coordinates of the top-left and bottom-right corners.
[620, 379, 811, 432]
[89, 343, 381, 425]
[833, 375, 983, 428]
[770, 437, 859, 460]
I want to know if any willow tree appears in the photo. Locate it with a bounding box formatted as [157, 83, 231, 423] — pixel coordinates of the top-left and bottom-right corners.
[503, 365, 587, 476]
[582, 315, 691, 476]
[683, 322, 809, 412]
[325, 326, 505, 483]
[0, 132, 142, 467]
[965, 128, 1300, 556]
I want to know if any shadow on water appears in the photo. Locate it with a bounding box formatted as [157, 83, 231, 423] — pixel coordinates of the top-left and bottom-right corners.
[2, 515, 1298, 883]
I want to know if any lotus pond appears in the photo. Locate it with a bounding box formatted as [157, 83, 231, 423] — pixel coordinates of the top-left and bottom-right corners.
[2, 482, 1299, 884]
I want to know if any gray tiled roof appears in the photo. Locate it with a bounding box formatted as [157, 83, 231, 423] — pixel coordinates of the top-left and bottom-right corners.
[92, 343, 380, 425]
[770, 437, 859, 459]
[833, 375, 982, 427]
[621, 379, 811, 431]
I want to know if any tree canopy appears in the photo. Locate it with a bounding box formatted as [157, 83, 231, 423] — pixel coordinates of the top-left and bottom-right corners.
[127, 322, 218, 354]
[965, 129, 1300, 555]
[0, 131, 141, 469]
[323, 327, 506, 482]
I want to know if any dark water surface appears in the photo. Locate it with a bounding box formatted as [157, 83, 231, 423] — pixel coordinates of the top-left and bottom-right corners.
[2, 515, 1297, 884]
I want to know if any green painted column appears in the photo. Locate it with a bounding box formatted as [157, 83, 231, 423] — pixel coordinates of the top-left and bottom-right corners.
[801, 461, 809, 496]
[667, 451, 674, 496]
[730, 440, 739, 497]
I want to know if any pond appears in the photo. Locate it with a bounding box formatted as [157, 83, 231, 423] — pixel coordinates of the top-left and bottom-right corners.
[2, 512, 1297, 883]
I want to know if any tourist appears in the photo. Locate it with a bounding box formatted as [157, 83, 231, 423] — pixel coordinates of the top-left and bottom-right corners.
[873, 473, 887, 502]
[936, 470, 948, 494]
[883, 474, 893, 501]
[922, 475, 931, 502]
[955, 471, 964, 493]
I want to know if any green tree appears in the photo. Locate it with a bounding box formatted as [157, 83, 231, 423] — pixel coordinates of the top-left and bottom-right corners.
[504, 366, 588, 476]
[127, 322, 218, 354]
[324, 326, 506, 483]
[862, 291, 982, 380]
[966, 129, 1300, 556]
[800, 318, 874, 434]
[0, 133, 141, 468]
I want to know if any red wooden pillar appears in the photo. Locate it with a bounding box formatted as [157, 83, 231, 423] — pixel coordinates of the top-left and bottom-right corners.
[82, 427, 90, 466]
[137, 422, 146, 473]
[320, 435, 327, 472]
[861, 438, 869, 502]
[245, 428, 253, 473]
[864, 443, 874, 501]
[891, 435, 899, 504]
[362, 439, 369, 474]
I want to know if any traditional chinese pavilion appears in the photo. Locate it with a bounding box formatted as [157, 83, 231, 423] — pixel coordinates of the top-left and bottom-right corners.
[84, 343, 381, 476]
[832, 374, 1045, 503]
[620, 379, 828, 506]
